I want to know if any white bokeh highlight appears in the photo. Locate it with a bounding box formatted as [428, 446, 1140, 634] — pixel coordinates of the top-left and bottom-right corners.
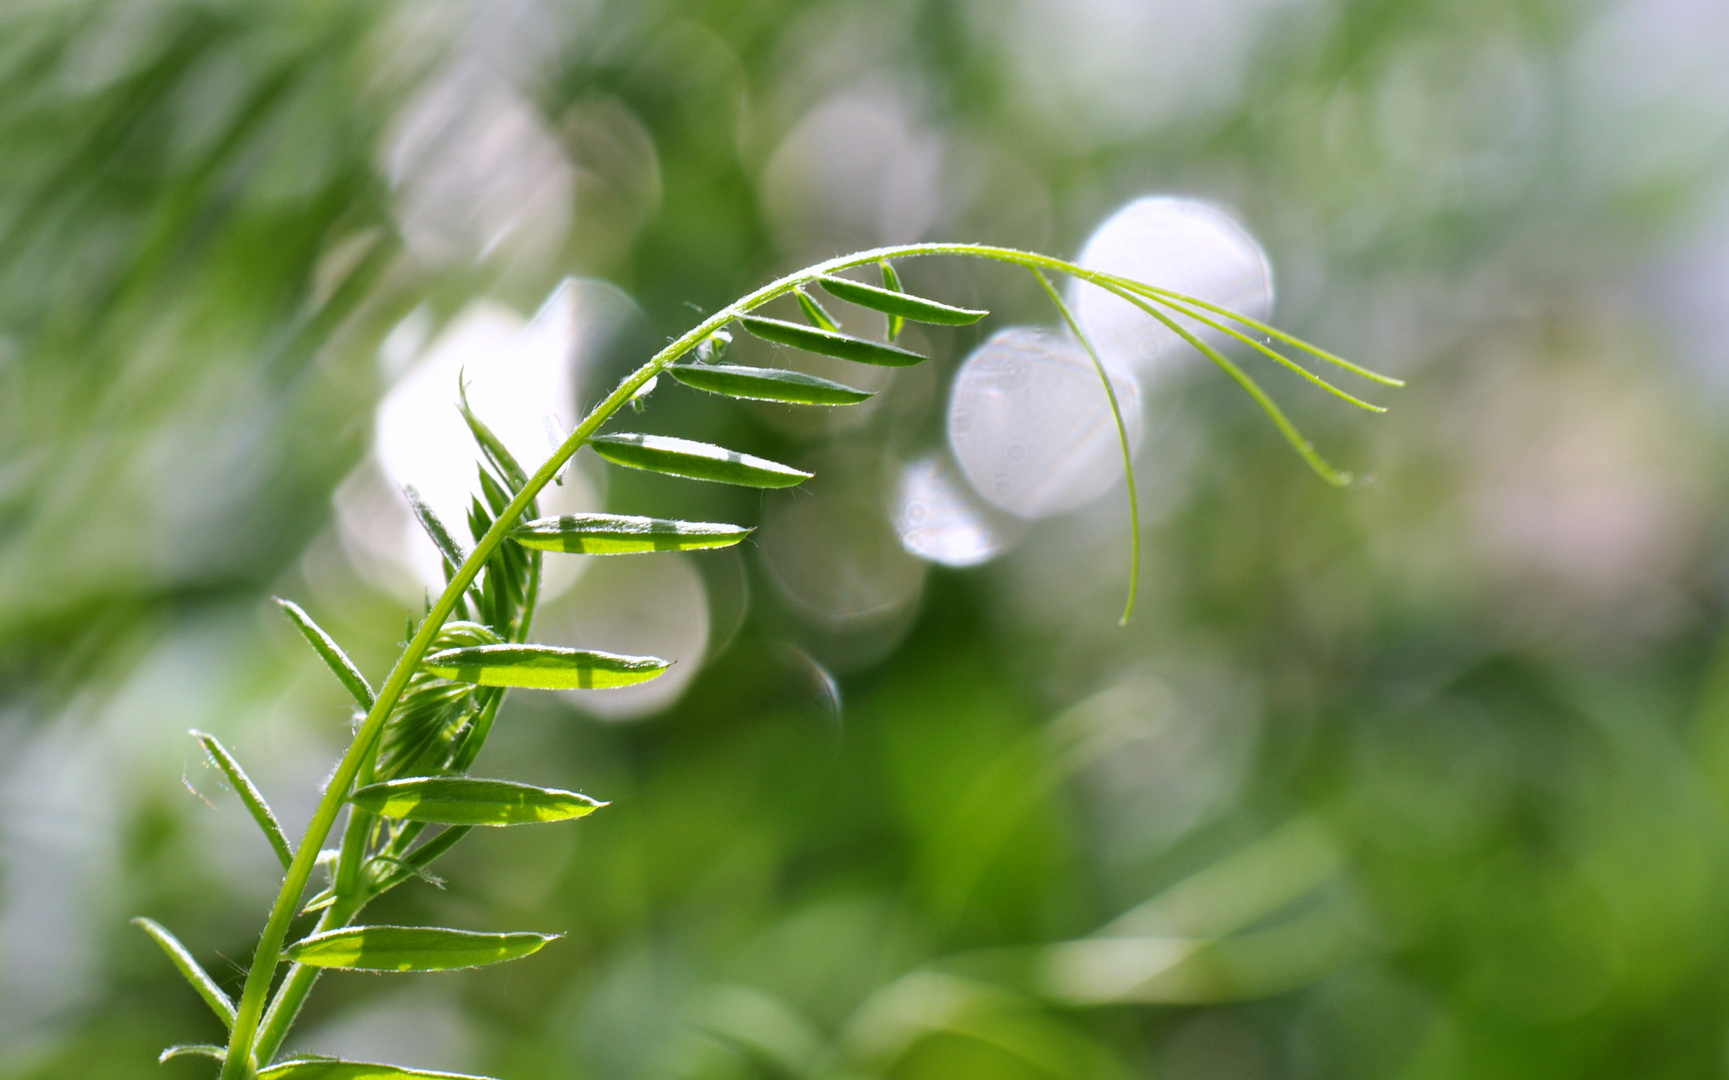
[893, 453, 1028, 567]
[339, 282, 600, 603]
[1069, 196, 1273, 382]
[947, 327, 1142, 520]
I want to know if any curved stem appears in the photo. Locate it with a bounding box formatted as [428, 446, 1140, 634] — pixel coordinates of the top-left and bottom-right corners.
[219, 242, 1385, 1076]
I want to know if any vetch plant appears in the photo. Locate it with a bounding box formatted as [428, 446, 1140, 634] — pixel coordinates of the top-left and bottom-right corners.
[134, 242, 1400, 1079]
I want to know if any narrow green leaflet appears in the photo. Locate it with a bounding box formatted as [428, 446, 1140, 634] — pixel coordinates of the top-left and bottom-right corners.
[736, 315, 925, 367]
[132, 918, 236, 1028]
[277, 599, 375, 708]
[590, 433, 812, 488]
[794, 287, 840, 331]
[818, 275, 988, 325]
[512, 513, 752, 555]
[403, 484, 468, 570]
[425, 643, 669, 690]
[192, 730, 294, 870]
[259, 1058, 497, 1079]
[159, 1045, 226, 1064]
[351, 777, 605, 826]
[283, 925, 558, 972]
[879, 260, 906, 340]
[668, 363, 873, 406]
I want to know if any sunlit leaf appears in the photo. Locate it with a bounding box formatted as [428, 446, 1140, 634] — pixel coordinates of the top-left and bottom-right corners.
[284, 925, 557, 972]
[668, 363, 873, 406]
[276, 599, 375, 709]
[590, 433, 812, 488]
[512, 513, 752, 555]
[818, 275, 988, 326]
[350, 777, 605, 826]
[132, 917, 235, 1028]
[192, 730, 294, 869]
[424, 643, 669, 690]
[159, 1045, 225, 1064]
[736, 315, 924, 367]
[457, 383, 528, 488]
[258, 1057, 497, 1079]
[795, 287, 840, 331]
[878, 260, 906, 340]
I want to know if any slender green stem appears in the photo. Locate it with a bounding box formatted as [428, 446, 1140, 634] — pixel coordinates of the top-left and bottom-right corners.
[221, 242, 1387, 1076]
[1030, 269, 1142, 625]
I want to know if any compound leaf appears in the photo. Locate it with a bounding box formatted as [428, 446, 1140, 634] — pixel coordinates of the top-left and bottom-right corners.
[818, 275, 987, 326]
[276, 599, 375, 709]
[736, 315, 924, 367]
[512, 513, 751, 555]
[668, 363, 873, 406]
[132, 917, 235, 1029]
[425, 643, 669, 690]
[283, 925, 558, 972]
[192, 730, 293, 870]
[590, 433, 811, 488]
[351, 777, 605, 826]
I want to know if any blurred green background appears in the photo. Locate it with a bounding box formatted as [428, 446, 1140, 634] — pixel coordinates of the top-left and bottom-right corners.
[7, 0, 1729, 1077]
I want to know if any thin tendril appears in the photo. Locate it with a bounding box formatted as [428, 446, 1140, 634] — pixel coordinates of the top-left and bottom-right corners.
[1149, 296, 1386, 412]
[1032, 268, 1142, 625]
[1095, 281, 1353, 487]
[1102, 276, 1404, 387]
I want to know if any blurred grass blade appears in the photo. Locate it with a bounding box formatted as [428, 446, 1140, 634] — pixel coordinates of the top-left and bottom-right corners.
[283, 925, 558, 971]
[794, 287, 840, 331]
[591, 433, 812, 488]
[737, 315, 924, 366]
[132, 918, 236, 1028]
[818, 275, 987, 325]
[160, 1045, 226, 1064]
[668, 363, 873, 405]
[192, 730, 294, 869]
[259, 1060, 497, 1079]
[879, 261, 906, 340]
[425, 643, 669, 690]
[512, 513, 751, 555]
[276, 599, 375, 708]
[351, 777, 605, 826]
[403, 484, 469, 570]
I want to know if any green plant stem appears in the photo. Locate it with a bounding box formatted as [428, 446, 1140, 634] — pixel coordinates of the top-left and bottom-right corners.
[1029, 268, 1142, 625]
[220, 243, 1393, 1077]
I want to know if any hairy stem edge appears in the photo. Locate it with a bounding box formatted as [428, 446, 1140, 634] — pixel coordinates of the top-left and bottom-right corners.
[218, 242, 1388, 1076]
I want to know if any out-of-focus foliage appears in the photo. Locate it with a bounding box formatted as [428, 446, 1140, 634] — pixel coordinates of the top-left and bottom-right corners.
[6, 0, 1729, 1078]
